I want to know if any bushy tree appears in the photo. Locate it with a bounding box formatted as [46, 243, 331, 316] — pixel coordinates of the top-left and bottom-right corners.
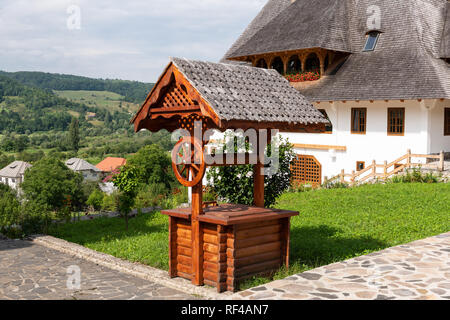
[0, 184, 21, 236]
[207, 137, 295, 207]
[86, 189, 104, 211]
[127, 144, 175, 190]
[21, 157, 84, 218]
[110, 165, 140, 230]
[69, 117, 80, 152]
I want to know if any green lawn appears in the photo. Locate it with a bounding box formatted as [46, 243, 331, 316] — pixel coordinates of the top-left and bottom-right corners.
[49, 183, 450, 289]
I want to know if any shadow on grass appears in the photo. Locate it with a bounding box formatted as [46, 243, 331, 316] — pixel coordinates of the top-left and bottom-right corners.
[49, 212, 168, 245]
[289, 225, 388, 269]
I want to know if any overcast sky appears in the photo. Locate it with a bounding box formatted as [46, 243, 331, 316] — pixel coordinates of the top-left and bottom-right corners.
[0, 0, 265, 82]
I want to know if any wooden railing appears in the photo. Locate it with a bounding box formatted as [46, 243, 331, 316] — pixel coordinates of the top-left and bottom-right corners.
[325, 150, 445, 186]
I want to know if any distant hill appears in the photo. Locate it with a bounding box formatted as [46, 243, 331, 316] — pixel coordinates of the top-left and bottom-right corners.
[0, 71, 154, 104]
[0, 74, 93, 133]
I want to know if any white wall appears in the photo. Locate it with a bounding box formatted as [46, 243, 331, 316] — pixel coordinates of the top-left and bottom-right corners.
[429, 100, 450, 154]
[281, 100, 443, 179]
[0, 176, 22, 190]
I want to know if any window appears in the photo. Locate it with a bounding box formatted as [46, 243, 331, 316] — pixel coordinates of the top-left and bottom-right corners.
[356, 161, 365, 171]
[351, 108, 367, 134]
[270, 57, 284, 75]
[445, 108, 450, 136]
[318, 109, 333, 133]
[287, 55, 301, 74]
[256, 58, 267, 69]
[388, 108, 405, 135]
[363, 31, 380, 52]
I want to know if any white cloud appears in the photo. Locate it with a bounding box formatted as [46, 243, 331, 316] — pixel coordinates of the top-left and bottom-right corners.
[0, 0, 266, 82]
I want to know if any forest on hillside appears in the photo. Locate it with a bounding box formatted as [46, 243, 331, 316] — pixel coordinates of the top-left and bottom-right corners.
[0, 71, 154, 103]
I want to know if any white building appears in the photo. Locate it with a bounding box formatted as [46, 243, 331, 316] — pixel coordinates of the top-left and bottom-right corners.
[0, 161, 32, 190]
[221, 0, 450, 182]
[65, 158, 101, 181]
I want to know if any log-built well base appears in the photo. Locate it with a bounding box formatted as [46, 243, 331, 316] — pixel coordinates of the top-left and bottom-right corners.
[162, 204, 299, 292]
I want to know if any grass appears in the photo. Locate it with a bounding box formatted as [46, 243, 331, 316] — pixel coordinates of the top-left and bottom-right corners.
[49, 183, 450, 290]
[49, 212, 170, 270]
[54, 90, 140, 113]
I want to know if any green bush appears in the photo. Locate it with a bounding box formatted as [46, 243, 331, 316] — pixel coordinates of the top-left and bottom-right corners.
[389, 167, 441, 184]
[86, 189, 104, 211]
[0, 184, 21, 237]
[207, 136, 295, 207]
[134, 183, 168, 210]
[127, 144, 176, 191]
[21, 157, 84, 212]
[101, 192, 119, 212]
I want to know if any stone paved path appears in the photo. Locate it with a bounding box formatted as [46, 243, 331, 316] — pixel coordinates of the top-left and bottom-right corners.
[0, 239, 196, 300]
[230, 232, 450, 300]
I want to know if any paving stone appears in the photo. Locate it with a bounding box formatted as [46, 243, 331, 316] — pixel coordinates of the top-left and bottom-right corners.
[298, 273, 322, 280]
[0, 239, 195, 300]
[229, 232, 450, 301]
[251, 286, 267, 292]
[355, 291, 377, 299]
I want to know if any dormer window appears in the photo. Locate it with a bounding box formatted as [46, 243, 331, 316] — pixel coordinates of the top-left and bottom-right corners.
[363, 31, 380, 52]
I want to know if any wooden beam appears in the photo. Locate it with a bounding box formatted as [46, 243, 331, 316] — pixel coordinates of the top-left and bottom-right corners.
[191, 183, 204, 286]
[293, 143, 347, 151]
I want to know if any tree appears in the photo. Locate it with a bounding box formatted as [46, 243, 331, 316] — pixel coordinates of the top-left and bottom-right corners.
[0, 184, 21, 237]
[110, 165, 139, 230]
[207, 137, 295, 208]
[21, 157, 84, 219]
[69, 117, 80, 152]
[127, 144, 175, 191]
[86, 189, 104, 211]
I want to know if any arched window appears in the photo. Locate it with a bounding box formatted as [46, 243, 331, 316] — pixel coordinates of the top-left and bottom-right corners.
[287, 55, 301, 74]
[255, 58, 267, 69]
[270, 57, 284, 74]
[305, 53, 320, 73]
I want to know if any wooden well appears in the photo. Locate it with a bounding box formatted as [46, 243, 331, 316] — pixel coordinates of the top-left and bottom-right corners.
[131, 58, 326, 292]
[163, 204, 297, 292]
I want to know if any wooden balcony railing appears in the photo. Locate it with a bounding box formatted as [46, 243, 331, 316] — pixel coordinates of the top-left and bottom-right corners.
[325, 150, 445, 186]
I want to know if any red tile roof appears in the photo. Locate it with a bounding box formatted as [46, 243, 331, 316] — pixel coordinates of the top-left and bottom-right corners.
[96, 157, 127, 172]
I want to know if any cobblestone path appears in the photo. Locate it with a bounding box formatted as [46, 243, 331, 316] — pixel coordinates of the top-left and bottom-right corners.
[0, 239, 196, 300]
[230, 232, 450, 300]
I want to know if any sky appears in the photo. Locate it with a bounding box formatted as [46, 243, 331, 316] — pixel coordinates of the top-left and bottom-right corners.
[0, 0, 266, 83]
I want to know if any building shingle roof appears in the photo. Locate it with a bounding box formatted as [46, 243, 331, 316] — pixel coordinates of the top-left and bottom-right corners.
[0, 161, 32, 178]
[226, 0, 351, 59]
[96, 157, 127, 173]
[171, 57, 329, 125]
[65, 158, 100, 172]
[221, 0, 292, 63]
[441, 2, 450, 58]
[223, 0, 450, 101]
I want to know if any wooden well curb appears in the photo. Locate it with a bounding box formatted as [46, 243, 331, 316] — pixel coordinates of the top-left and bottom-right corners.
[29, 235, 231, 300]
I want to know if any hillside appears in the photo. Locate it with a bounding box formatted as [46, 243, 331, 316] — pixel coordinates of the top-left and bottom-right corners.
[0, 71, 154, 103]
[0, 72, 170, 167]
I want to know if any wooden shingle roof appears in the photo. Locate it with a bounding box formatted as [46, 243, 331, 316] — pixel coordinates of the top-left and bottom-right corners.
[223, 0, 450, 101]
[132, 58, 329, 133]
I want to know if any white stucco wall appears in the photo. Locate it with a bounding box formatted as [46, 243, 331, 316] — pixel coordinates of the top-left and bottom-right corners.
[0, 176, 22, 190]
[429, 100, 450, 154]
[281, 99, 447, 180]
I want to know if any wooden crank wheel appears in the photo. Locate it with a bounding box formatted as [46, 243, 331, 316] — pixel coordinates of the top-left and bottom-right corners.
[171, 136, 206, 187]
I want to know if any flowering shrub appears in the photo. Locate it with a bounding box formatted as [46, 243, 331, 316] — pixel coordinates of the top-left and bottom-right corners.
[285, 71, 320, 82]
[206, 137, 295, 208]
